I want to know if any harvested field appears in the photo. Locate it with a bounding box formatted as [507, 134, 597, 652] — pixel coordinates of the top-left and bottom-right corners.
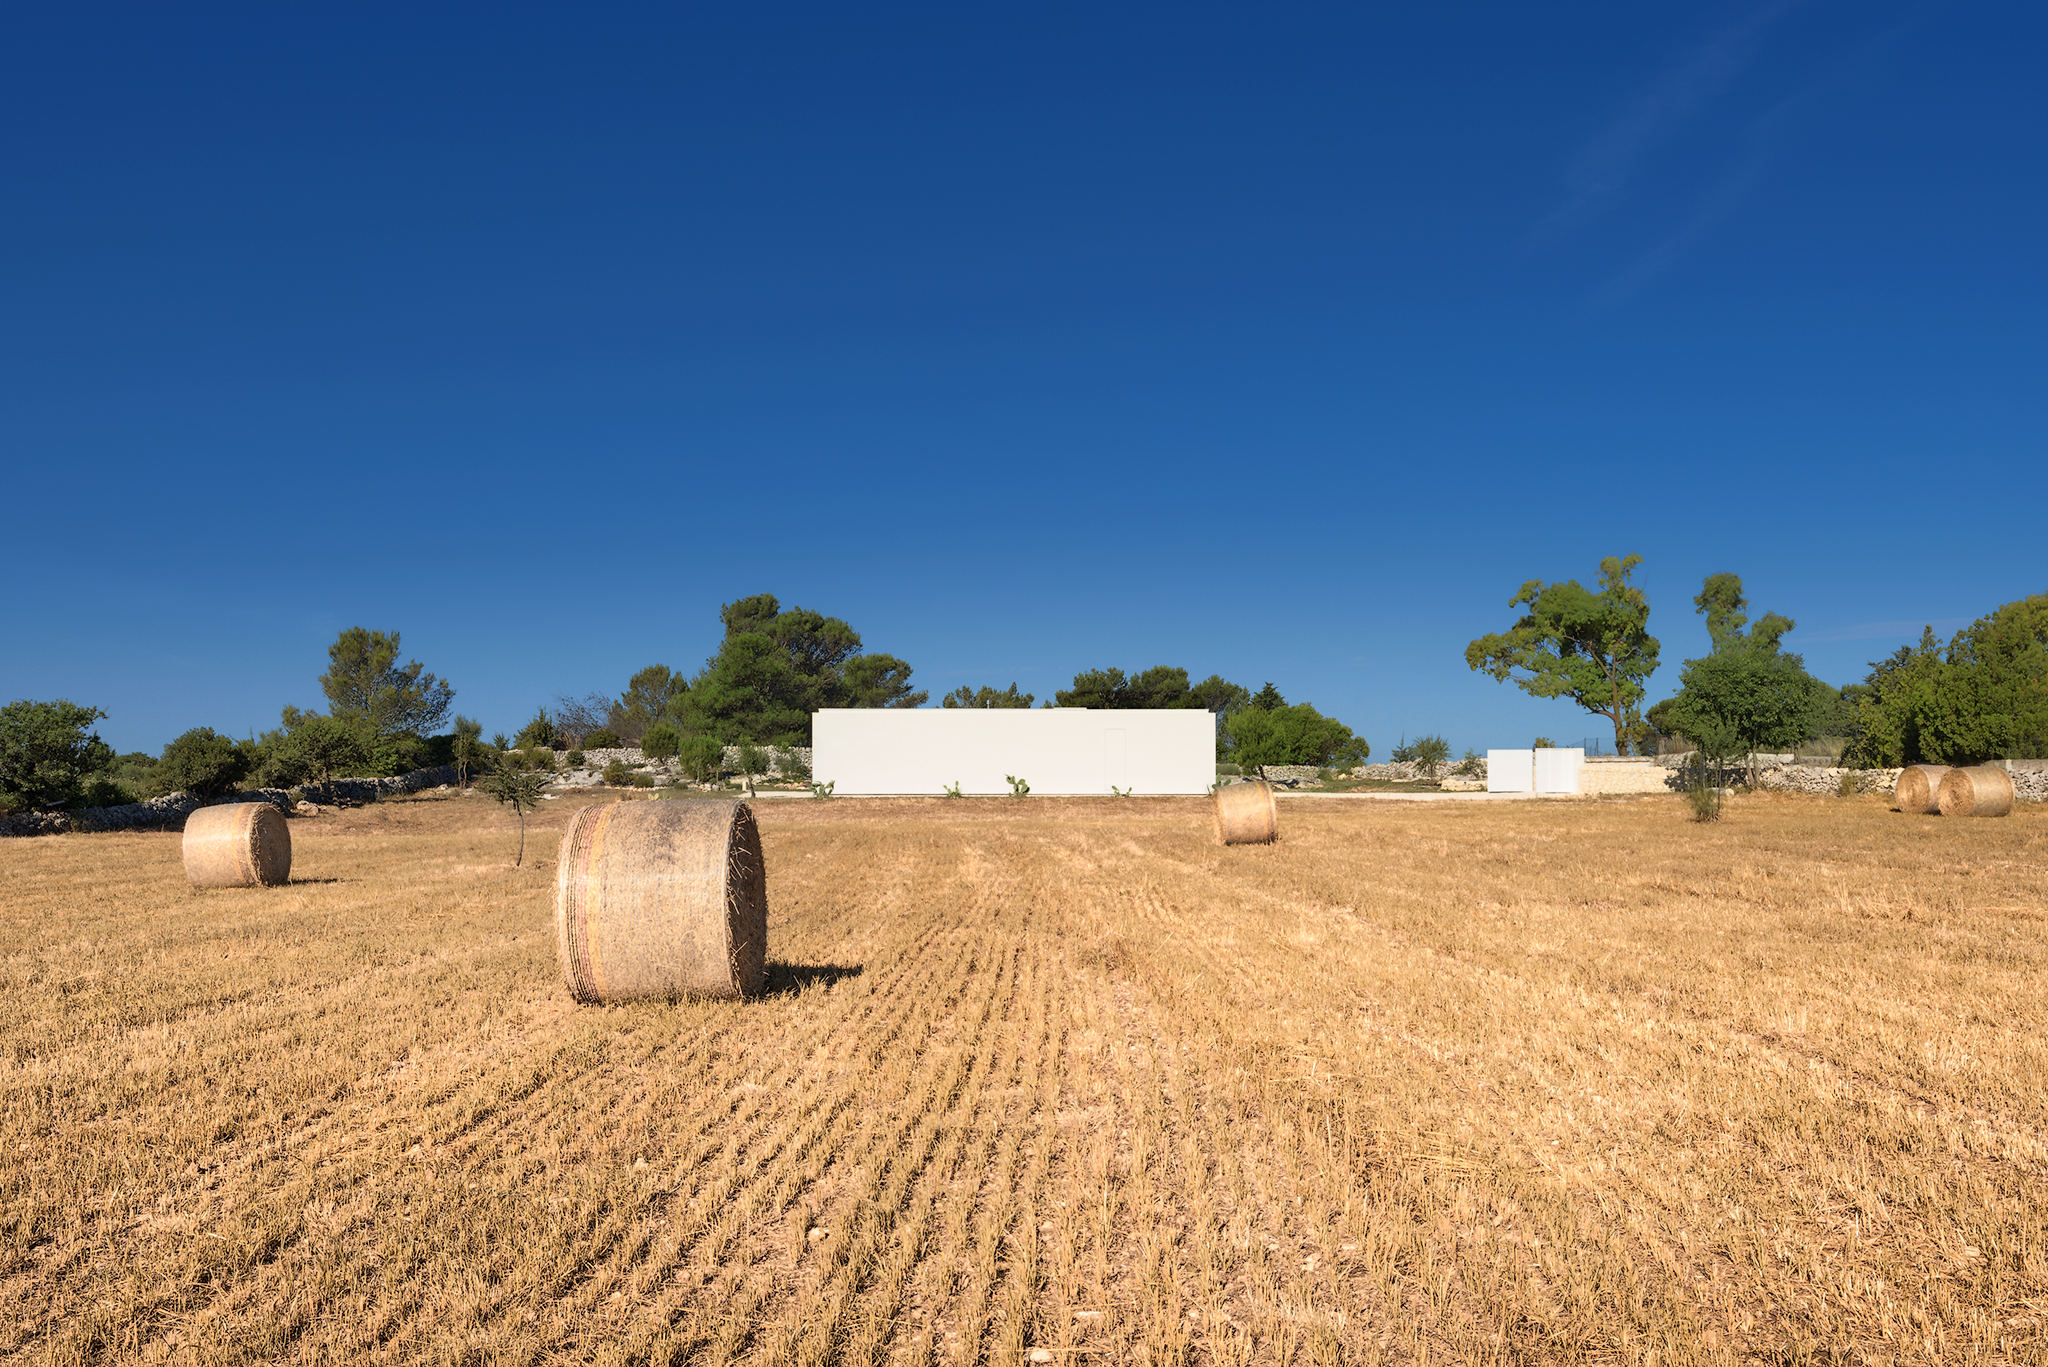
[3, 789, 2046, 1364]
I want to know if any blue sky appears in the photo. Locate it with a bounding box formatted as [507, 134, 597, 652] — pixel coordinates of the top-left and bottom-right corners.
[4, 2, 2042, 757]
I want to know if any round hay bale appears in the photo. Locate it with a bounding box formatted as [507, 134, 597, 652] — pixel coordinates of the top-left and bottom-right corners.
[1213, 780, 1279, 845]
[1893, 764, 1951, 814]
[556, 798, 767, 1003]
[1936, 765, 2015, 819]
[182, 802, 292, 888]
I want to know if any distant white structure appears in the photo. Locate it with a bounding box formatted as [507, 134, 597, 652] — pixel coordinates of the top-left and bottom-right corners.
[813, 708, 1214, 796]
[1487, 749, 1533, 793]
[1487, 748, 1585, 794]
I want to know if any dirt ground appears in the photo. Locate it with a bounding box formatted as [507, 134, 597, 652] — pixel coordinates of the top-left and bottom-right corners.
[2, 788, 2045, 1364]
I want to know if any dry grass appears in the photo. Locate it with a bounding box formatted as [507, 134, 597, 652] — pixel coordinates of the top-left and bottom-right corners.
[2, 788, 2046, 1364]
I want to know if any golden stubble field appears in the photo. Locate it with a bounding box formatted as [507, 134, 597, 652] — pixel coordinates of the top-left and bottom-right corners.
[2, 788, 2046, 1365]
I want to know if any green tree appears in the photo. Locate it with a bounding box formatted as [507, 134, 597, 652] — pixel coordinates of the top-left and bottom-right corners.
[1225, 703, 1368, 770]
[515, 708, 558, 750]
[153, 728, 250, 798]
[677, 594, 926, 744]
[641, 721, 682, 761]
[941, 683, 1035, 709]
[1247, 682, 1286, 711]
[1656, 573, 1834, 781]
[1391, 734, 1451, 779]
[450, 715, 485, 788]
[1055, 665, 1195, 709]
[477, 756, 548, 866]
[1662, 651, 1834, 784]
[1846, 595, 2048, 766]
[612, 665, 685, 741]
[677, 734, 725, 784]
[319, 628, 455, 739]
[251, 714, 377, 787]
[1465, 554, 1660, 756]
[0, 700, 115, 811]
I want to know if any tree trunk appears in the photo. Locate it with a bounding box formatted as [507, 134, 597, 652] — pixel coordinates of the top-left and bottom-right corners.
[515, 808, 526, 866]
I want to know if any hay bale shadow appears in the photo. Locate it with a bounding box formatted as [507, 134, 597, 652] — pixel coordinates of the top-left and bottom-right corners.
[758, 961, 864, 998]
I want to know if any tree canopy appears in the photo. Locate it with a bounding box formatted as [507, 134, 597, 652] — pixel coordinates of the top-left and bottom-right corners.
[1465, 554, 1660, 756]
[1656, 573, 1834, 776]
[612, 665, 684, 741]
[1054, 666, 1195, 709]
[0, 699, 114, 811]
[1846, 594, 2048, 766]
[676, 594, 927, 744]
[319, 628, 455, 738]
[1225, 702, 1368, 769]
[153, 727, 250, 798]
[942, 683, 1035, 709]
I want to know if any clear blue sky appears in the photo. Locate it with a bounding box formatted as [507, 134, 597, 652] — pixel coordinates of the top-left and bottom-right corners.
[4, 2, 2042, 757]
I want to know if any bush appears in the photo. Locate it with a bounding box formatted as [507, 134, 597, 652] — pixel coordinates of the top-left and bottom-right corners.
[678, 735, 723, 784]
[631, 772, 655, 788]
[583, 729, 622, 750]
[522, 747, 557, 772]
[777, 748, 811, 783]
[515, 709, 558, 750]
[251, 715, 376, 788]
[641, 722, 682, 761]
[78, 775, 136, 808]
[735, 742, 768, 778]
[153, 728, 251, 799]
[1225, 703, 1368, 769]
[566, 749, 586, 767]
[0, 699, 115, 810]
[602, 759, 629, 786]
[1390, 734, 1451, 779]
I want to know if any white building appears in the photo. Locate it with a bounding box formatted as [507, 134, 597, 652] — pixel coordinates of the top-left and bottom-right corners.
[812, 708, 1214, 796]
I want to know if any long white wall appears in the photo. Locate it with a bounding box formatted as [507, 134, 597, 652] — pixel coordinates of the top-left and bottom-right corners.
[812, 708, 1215, 796]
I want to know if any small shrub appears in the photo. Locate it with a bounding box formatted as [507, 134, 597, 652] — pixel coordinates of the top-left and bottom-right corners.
[1110, 785, 1132, 797]
[631, 772, 655, 788]
[1216, 763, 1242, 776]
[812, 780, 835, 799]
[1837, 770, 1859, 798]
[154, 727, 251, 799]
[602, 759, 629, 786]
[78, 775, 136, 808]
[641, 723, 681, 761]
[583, 729, 623, 750]
[1532, 737, 1555, 749]
[566, 749, 586, 767]
[942, 781, 963, 798]
[522, 747, 556, 773]
[1455, 748, 1485, 777]
[515, 709, 558, 751]
[1391, 734, 1451, 779]
[735, 742, 768, 779]
[1005, 774, 1030, 798]
[1685, 764, 1724, 822]
[678, 735, 724, 784]
[777, 748, 812, 783]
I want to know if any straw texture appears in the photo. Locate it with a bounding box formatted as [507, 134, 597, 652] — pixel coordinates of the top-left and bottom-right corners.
[1213, 780, 1279, 845]
[556, 798, 768, 1003]
[1893, 764, 1951, 814]
[1935, 765, 2016, 818]
[182, 802, 292, 888]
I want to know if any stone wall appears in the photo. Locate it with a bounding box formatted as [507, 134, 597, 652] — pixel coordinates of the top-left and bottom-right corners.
[0, 763, 461, 837]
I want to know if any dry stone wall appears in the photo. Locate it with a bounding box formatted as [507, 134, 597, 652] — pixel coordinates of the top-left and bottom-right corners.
[0, 763, 461, 837]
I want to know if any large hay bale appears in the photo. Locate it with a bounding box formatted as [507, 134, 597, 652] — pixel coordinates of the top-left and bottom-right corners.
[1936, 765, 2016, 818]
[182, 802, 292, 888]
[1213, 780, 1279, 845]
[556, 798, 768, 1003]
[1893, 764, 1951, 814]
